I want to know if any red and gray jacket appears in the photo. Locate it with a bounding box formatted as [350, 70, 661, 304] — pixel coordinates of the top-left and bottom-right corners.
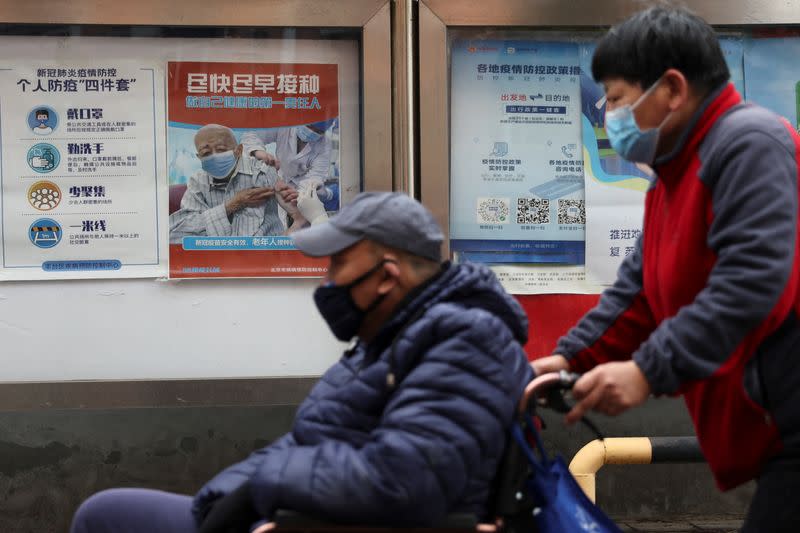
[557, 83, 800, 490]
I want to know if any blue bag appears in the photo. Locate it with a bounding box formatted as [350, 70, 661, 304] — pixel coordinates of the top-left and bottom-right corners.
[511, 415, 622, 533]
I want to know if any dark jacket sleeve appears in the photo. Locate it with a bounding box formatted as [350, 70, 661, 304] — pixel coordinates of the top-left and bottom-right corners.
[634, 128, 798, 394]
[247, 307, 532, 524]
[555, 235, 658, 372]
[192, 433, 296, 523]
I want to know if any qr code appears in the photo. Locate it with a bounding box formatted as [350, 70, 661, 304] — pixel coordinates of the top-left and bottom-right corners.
[517, 198, 550, 224]
[477, 197, 510, 223]
[558, 199, 586, 224]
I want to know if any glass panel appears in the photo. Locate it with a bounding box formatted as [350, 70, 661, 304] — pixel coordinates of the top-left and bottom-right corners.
[0, 25, 361, 280]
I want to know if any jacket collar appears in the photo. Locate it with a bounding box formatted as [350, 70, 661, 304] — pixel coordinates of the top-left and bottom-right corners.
[653, 82, 742, 182]
[359, 263, 453, 358]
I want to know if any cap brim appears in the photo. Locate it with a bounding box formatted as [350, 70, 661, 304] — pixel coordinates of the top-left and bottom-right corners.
[291, 222, 362, 257]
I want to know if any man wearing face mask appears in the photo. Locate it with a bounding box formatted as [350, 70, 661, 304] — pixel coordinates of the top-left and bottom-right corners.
[32, 108, 53, 135]
[533, 7, 800, 531]
[241, 119, 336, 204]
[70, 192, 533, 533]
[169, 123, 295, 243]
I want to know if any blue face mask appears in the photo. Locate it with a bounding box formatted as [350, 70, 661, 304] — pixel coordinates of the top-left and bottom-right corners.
[200, 150, 238, 178]
[313, 260, 392, 341]
[604, 80, 671, 164]
[297, 125, 323, 144]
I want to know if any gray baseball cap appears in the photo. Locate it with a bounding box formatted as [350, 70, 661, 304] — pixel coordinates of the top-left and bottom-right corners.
[292, 192, 443, 262]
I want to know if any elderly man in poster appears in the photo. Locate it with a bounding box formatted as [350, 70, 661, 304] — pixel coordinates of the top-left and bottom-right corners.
[169, 124, 310, 242]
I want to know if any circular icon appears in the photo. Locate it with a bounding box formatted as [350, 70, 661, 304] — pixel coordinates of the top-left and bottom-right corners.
[27, 105, 58, 136]
[29, 218, 62, 249]
[27, 143, 60, 174]
[28, 181, 61, 211]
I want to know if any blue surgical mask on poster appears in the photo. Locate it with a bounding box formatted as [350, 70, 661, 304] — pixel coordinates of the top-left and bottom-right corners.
[604, 78, 672, 164]
[297, 125, 323, 144]
[200, 150, 238, 178]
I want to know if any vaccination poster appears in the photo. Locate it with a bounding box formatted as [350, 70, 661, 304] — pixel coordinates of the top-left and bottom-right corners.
[0, 62, 165, 280]
[450, 40, 585, 264]
[167, 61, 340, 278]
[582, 37, 745, 285]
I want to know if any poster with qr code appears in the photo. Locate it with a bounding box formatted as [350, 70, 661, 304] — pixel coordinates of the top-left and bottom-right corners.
[450, 40, 584, 264]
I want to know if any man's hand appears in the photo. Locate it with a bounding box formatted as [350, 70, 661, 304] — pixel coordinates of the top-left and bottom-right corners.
[531, 354, 569, 376]
[225, 187, 275, 217]
[275, 179, 299, 206]
[274, 180, 301, 218]
[274, 180, 308, 233]
[252, 150, 281, 170]
[199, 482, 260, 533]
[565, 361, 650, 424]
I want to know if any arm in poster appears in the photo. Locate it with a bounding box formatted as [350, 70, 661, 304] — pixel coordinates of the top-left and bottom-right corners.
[274, 179, 310, 233]
[301, 136, 333, 201]
[242, 129, 280, 167]
[169, 172, 238, 239]
[554, 236, 658, 373]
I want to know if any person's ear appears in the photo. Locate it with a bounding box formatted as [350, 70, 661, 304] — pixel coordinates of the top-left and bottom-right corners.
[376, 258, 400, 295]
[234, 143, 244, 158]
[662, 69, 689, 112]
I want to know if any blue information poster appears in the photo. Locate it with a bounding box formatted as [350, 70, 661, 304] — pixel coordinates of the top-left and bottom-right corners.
[450, 40, 584, 264]
[744, 36, 800, 132]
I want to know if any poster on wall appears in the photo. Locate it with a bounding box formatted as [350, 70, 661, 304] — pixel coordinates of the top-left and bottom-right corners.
[582, 36, 745, 285]
[167, 61, 340, 278]
[744, 35, 800, 133]
[450, 40, 585, 264]
[0, 62, 165, 280]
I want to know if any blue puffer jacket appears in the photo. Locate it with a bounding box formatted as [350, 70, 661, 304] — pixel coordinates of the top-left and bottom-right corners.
[193, 262, 533, 525]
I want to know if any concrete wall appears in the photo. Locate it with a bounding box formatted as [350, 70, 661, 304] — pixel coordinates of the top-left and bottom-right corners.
[0, 397, 752, 532]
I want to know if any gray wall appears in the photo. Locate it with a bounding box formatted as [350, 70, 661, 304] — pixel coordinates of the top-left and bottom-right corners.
[0, 398, 751, 533]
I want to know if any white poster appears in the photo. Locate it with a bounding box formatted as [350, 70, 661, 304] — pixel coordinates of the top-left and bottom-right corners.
[449, 40, 585, 264]
[491, 264, 604, 295]
[0, 59, 165, 280]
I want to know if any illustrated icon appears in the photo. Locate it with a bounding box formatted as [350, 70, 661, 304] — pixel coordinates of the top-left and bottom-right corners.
[29, 218, 62, 248]
[27, 143, 60, 173]
[27, 106, 58, 136]
[489, 142, 509, 157]
[28, 181, 62, 211]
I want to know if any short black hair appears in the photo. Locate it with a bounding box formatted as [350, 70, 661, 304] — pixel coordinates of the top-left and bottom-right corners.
[591, 7, 730, 93]
[35, 109, 49, 117]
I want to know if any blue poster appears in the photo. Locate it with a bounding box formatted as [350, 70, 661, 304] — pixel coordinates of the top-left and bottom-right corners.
[720, 36, 746, 97]
[744, 37, 800, 132]
[450, 40, 584, 263]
